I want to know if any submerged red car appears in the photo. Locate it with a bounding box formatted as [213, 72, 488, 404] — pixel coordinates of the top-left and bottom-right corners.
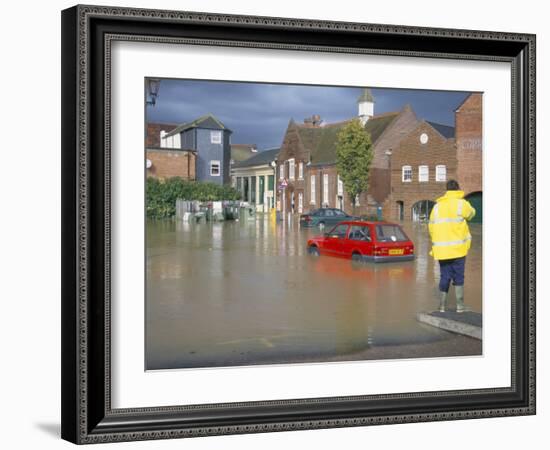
[307, 221, 414, 263]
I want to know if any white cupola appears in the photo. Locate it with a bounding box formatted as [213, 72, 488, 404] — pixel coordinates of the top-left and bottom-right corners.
[357, 88, 375, 125]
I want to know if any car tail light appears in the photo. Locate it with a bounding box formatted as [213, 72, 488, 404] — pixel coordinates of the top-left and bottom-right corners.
[302, 215, 312, 222]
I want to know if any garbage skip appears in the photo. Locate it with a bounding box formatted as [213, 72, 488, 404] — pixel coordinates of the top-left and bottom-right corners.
[239, 206, 255, 221]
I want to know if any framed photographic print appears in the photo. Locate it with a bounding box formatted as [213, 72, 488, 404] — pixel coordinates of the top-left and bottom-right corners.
[61, 4, 536, 444]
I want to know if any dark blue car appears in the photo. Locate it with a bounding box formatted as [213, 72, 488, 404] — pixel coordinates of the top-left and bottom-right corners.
[299, 208, 355, 229]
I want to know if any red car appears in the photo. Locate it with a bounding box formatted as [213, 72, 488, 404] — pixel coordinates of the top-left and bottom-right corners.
[307, 221, 414, 263]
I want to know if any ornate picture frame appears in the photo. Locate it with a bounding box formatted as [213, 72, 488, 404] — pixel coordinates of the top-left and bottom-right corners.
[61, 4, 535, 444]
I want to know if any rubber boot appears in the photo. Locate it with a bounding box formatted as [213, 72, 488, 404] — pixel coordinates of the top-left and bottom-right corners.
[439, 291, 448, 313]
[455, 285, 465, 313]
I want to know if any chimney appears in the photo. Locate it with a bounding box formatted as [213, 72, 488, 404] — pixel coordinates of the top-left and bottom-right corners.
[303, 115, 323, 127]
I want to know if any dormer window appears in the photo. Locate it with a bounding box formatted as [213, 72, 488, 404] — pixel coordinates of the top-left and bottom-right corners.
[211, 131, 222, 144]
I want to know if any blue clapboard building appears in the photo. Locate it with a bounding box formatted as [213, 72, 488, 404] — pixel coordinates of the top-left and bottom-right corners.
[161, 114, 232, 185]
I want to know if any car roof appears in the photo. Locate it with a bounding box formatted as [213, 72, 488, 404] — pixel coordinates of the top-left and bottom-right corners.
[338, 220, 402, 226]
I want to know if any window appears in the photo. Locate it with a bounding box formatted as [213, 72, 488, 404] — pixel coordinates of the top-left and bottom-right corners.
[355, 194, 360, 206]
[402, 165, 412, 182]
[436, 165, 447, 182]
[210, 160, 221, 176]
[310, 175, 316, 204]
[323, 174, 329, 205]
[279, 164, 284, 180]
[418, 165, 429, 182]
[375, 224, 408, 242]
[337, 175, 344, 196]
[211, 131, 222, 144]
[327, 223, 348, 238]
[348, 225, 371, 241]
[288, 159, 295, 180]
[298, 162, 304, 179]
[298, 192, 303, 213]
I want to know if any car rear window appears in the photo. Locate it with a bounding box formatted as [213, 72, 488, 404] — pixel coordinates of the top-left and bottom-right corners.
[375, 225, 408, 242]
[333, 209, 346, 216]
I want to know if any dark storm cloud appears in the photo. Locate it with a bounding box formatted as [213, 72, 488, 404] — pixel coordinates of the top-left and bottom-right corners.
[146, 79, 471, 149]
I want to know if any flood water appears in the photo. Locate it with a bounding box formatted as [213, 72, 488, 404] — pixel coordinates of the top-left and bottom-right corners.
[146, 217, 482, 370]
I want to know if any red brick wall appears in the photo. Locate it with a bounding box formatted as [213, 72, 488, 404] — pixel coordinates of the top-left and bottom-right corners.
[387, 122, 457, 221]
[146, 149, 196, 180]
[304, 165, 376, 216]
[276, 122, 310, 213]
[455, 93, 482, 195]
[145, 123, 178, 148]
[371, 105, 419, 169]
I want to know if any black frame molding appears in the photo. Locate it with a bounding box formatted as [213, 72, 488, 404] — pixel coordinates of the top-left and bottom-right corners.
[61, 4, 536, 444]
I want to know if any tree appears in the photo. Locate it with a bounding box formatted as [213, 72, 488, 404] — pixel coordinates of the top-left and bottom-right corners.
[335, 119, 374, 215]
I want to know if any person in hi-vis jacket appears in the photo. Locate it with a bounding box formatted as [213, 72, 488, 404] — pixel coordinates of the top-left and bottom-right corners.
[428, 179, 476, 313]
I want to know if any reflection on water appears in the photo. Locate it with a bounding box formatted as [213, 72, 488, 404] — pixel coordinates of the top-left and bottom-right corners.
[146, 218, 482, 370]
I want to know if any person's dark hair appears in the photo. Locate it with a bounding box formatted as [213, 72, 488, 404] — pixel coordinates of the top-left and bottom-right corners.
[446, 179, 460, 191]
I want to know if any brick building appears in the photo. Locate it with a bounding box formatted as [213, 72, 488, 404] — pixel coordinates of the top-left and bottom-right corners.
[145, 122, 196, 181]
[455, 93, 483, 222]
[275, 89, 419, 216]
[146, 148, 196, 180]
[385, 93, 483, 222]
[387, 121, 457, 221]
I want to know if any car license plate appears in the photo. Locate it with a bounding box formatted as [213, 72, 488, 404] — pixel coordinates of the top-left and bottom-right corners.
[389, 249, 404, 255]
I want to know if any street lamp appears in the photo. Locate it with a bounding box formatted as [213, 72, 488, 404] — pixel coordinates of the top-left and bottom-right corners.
[146, 78, 160, 106]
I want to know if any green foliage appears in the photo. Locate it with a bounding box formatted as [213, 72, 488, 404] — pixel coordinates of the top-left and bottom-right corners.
[146, 177, 241, 219]
[335, 119, 374, 213]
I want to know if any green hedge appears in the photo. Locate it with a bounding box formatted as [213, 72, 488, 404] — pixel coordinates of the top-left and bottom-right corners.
[146, 177, 241, 219]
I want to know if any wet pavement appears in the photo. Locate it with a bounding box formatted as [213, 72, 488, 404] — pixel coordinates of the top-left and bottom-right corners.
[146, 217, 482, 370]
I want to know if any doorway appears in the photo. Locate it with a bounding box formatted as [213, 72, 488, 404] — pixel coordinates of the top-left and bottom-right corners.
[396, 201, 404, 221]
[412, 200, 435, 222]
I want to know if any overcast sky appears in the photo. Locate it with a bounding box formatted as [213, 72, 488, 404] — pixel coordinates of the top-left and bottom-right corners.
[146, 79, 472, 150]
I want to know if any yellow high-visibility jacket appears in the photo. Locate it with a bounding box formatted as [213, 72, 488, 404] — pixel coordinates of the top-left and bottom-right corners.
[428, 190, 476, 260]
